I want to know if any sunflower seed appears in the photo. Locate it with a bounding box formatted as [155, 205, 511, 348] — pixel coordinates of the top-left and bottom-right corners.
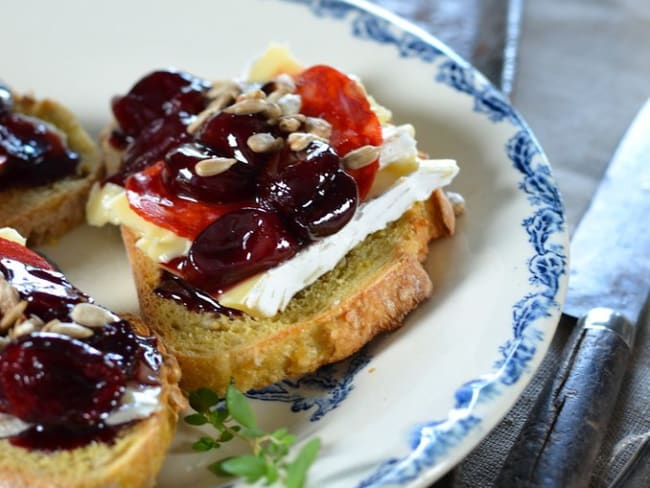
[287, 132, 328, 152]
[187, 93, 237, 134]
[247, 133, 284, 153]
[45, 321, 93, 339]
[237, 89, 266, 102]
[276, 93, 301, 116]
[207, 80, 241, 99]
[194, 157, 238, 177]
[304, 117, 332, 139]
[11, 318, 37, 338]
[71, 302, 118, 328]
[342, 145, 381, 170]
[0, 300, 27, 331]
[277, 114, 305, 133]
[275, 73, 296, 93]
[267, 75, 297, 102]
[224, 98, 268, 115]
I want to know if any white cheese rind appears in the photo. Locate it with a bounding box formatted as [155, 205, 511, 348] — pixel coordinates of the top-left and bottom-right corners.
[0, 228, 27, 245]
[0, 386, 162, 438]
[219, 159, 458, 317]
[87, 183, 191, 262]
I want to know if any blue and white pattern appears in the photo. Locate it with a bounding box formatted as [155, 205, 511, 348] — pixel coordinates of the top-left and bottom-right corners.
[248, 348, 372, 421]
[256, 1, 568, 486]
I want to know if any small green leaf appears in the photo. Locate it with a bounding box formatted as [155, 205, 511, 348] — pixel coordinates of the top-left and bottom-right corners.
[207, 457, 235, 477]
[192, 436, 215, 452]
[281, 434, 297, 447]
[184, 413, 208, 426]
[265, 461, 279, 484]
[208, 408, 229, 428]
[285, 438, 321, 488]
[220, 454, 267, 483]
[271, 427, 289, 439]
[226, 384, 257, 429]
[218, 430, 234, 443]
[189, 388, 221, 413]
[240, 426, 264, 438]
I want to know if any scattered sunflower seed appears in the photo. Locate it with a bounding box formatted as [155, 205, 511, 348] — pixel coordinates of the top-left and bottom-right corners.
[277, 114, 305, 133]
[305, 116, 332, 139]
[0, 300, 27, 331]
[247, 133, 284, 153]
[71, 302, 117, 328]
[342, 145, 381, 170]
[207, 80, 241, 100]
[187, 94, 237, 134]
[194, 157, 238, 177]
[237, 89, 266, 102]
[276, 93, 301, 116]
[224, 98, 268, 116]
[275, 73, 296, 93]
[45, 321, 93, 339]
[287, 132, 328, 152]
[11, 318, 37, 338]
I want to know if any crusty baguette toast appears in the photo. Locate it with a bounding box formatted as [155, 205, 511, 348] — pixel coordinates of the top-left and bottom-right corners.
[0, 314, 185, 488]
[122, 189, 455, 394]
[0, 94, 102, 245]
[0, 316, 187, 488]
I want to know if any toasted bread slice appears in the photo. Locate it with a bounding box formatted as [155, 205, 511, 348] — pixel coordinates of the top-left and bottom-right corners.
[0, 321, 184, 488]
[0, 94, 102, 245]
[122, 189, 454, 394]
[0, 314, 185, 488]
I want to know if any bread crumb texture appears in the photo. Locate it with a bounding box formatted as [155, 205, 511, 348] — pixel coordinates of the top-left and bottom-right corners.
[124, 189, 455, 394]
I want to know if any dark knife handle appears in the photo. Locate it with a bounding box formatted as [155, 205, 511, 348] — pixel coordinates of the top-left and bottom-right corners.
[496, 308, 634, 488]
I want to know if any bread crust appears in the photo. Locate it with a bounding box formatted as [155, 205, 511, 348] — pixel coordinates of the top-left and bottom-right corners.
[0, 94, 103, 245]
[122, 189, 455, 394]
[0, 316, 185, 488]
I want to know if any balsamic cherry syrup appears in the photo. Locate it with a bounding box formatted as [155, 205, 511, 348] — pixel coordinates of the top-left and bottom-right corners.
[0, 81, 80, 188]
[110, 68, 375, 309]
[0, 250, 162, 451]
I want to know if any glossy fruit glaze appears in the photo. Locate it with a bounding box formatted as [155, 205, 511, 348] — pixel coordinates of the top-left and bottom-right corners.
[0, 237, 161, 451]
[0, 81, 80, 189]
[109, 65, 382, 303]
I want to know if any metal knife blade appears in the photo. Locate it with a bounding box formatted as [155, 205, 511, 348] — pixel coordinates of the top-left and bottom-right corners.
[496, 100, 650, 488]
[565, 99, 650, 322]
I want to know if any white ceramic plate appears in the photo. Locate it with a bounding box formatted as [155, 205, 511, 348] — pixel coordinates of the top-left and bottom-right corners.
[3, 0, 569, 486]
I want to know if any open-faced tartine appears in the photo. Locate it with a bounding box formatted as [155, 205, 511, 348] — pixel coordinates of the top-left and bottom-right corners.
[0, 83, 102, 244]
[88, 45, 460, 394]
[0, 228, 184, 488]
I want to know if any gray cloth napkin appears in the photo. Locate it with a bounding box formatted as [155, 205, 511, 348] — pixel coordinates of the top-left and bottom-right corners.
[370, 0, 650, 486]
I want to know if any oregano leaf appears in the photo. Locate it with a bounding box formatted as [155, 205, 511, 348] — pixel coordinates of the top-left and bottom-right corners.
[285, 438, 321, 488]
[220, 454, 267, 483]
[226, 384, 257, 429]
[184, 413, 208, 426]
[189, 388, 220, 413]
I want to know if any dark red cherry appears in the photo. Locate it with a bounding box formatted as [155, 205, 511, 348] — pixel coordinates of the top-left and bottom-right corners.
[86, 320, 161, 385]
[196, 112, 273, 168]
[258, 141, 358, 241]
[0, 113, 79, 187]
[162, 142, 255, 203]
[187, 208, 298, 290]
[1, 258, 88, 323]
[293, 170, 358, 240]
[118, 112, 192, 181]
[0, 81, 12, 115]
[112, 70, 209, 137]
[0, 334, 126, 426]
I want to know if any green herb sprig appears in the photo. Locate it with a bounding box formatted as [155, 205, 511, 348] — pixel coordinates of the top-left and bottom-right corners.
[185, 385, 321, 487]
